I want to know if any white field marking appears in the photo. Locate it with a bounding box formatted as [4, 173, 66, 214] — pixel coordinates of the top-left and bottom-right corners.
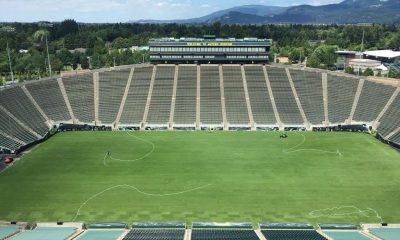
[282, 132, 343, 156]
[72, 183, 212, 221]
[104, 132, 155, 164]
[103, 152, 109, 166]
[309, 206, 383, 223]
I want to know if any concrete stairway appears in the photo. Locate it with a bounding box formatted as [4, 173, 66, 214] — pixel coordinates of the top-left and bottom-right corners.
[57, 78, 76, 123]
[141, 65, 157, 128]
[346, 78, 365, 124]
[115, 67, 135, 128]
[169, 65, 179, 129]
[241, 65, 255, 130]
[0, 105, 42, 139]
[219, 65, 228, 130]
[322, 73, 329, 127]
[286, 68, 310, 129]
[21, 85, 51, 127]
[263, 66, 283, 129]
[373, 87, 400, 129]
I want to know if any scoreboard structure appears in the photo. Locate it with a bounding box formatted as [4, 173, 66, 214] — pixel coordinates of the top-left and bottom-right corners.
[149, 36, 272, 64]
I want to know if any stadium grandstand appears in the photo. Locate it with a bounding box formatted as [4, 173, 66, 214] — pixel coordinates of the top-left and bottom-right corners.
[0, 63, 399, 154]
[1, 222, 399, 240]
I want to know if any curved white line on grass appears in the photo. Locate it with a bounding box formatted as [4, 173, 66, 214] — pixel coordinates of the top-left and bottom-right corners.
[309, 206, 383, 222]
[283, 132, 342, 156]
[72, 183, 212, 221]
[104, 132, 155, 164]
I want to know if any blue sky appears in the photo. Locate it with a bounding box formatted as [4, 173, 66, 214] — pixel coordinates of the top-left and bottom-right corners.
[0, 0, 342, 23]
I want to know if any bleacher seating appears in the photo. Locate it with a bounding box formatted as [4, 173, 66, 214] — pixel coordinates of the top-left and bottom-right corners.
[77, 229, 125, 240]
[0, 86, 48, 136]
[25, 79, 71, 122]
[322, 230, 371, 240]
[327, 75, 358, 124]
[261, 230, 327, 240]
[174, 66, 197, 125]
[223, 66, 249, 125]
[244, 65, 276, 125]
[11, 226, 76, 240]
[98, 69, 130, 124]
[290, 69, 325, 125]
[120, 66, 153, 125]
[377, 94, 400, 138]
[146, 66, 175, 125]
[353, 81, 396, 123]
[0, 106, 39, 144]
[0, 64, 400, 150]
[0, 133, 24, 151]
[123, 229, 185, 240]
[200, 66, 223, 125]
[192, 229, 259, 240]
[266, 67, 303, 125]
[368, 227, 400, 240]
[63, 73, 95, 123]
[0, 225, 19, 239]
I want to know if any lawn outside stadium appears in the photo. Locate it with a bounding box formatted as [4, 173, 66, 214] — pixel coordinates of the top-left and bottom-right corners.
[0, 131, 399, 224]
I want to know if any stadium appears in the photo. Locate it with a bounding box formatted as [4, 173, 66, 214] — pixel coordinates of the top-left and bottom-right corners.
[0, 37, 400, 240]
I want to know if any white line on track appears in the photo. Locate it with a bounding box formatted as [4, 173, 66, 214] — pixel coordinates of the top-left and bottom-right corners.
[72, 183, 212, 221]
[104, 132, 155, 165]
[309, 206, 383, 222]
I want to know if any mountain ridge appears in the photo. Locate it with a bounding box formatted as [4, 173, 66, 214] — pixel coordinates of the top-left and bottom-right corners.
[131, 0, 400, 24]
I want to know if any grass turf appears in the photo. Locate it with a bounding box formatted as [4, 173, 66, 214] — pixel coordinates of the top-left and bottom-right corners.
[0, 131, 399, 224]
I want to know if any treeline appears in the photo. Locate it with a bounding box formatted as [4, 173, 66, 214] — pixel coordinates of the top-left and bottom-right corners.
[1, 20, 400, 82]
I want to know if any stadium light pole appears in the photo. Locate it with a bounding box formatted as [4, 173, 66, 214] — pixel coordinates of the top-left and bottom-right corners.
[6, 42, 15, 84]
[45, 35, 52, 79]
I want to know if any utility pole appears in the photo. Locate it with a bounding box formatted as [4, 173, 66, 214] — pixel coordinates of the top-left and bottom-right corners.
[45, 35, 52, 78]
[6, 42, 15, 84]
[113, 57, 116, 68]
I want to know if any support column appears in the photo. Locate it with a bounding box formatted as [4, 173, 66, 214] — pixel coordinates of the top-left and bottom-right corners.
[196, 65, 201, 130]
[241, 65, 255, 130]
[372, 87, 399, 129]
[219, 65, 228, 130]
[263, 66, 283, 130]
[322, 73, 329, 127]
[169, 65, 179, 130]
[115, 67, 135, 128]
[141, 65, 157, 129]
[346, 78, 365, 124]
[286, 68, 310, 129]
[57, 78, 76, 123]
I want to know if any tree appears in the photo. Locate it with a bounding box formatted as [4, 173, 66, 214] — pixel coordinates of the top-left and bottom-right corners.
[57, 19, 79, 37]
[345, 66, 355, 75]
[363, 68, 374, 76]
[289, 47, 306, 63]
[307, 45, 338, 69]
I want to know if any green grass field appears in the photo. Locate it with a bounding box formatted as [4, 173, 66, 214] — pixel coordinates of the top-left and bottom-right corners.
[0, 131, 399, 224]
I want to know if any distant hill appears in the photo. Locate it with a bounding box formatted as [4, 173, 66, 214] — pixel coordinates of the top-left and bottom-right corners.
[132, 0, 400, 24]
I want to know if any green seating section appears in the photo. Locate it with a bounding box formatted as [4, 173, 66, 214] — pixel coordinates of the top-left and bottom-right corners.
[368, 228, 400, 240]
[0, 225, 19, 239]
[323, 230, 371, 240]
[77, 229, 125, 240]
[12, 227, 76, 240]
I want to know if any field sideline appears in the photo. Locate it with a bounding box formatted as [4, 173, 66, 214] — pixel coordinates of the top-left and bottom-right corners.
[0, 131, 399, 224]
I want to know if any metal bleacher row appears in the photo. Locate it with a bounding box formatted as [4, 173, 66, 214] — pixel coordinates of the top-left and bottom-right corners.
[0, 64, 399, 151]
[1, 222, 399, 240]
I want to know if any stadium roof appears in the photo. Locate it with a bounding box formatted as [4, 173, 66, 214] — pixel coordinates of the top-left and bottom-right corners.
[364, 50, 400, 59]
